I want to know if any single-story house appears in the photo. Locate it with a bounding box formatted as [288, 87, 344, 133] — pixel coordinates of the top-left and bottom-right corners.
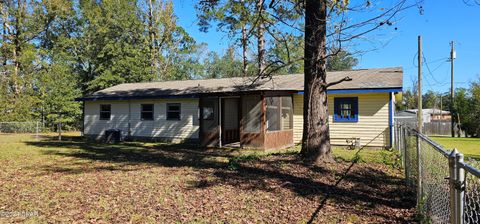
[75, 67, 403, 150]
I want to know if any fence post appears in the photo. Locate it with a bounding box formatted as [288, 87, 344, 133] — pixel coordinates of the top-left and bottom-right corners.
[395, 124, 399, 150]
[416, 133, 422, 207]
[404, 128, 410, 186]
[400, 126, 404, 168]
[36, 121, 39, 140]
[449, 149, 458, 224]
[455, 151, 465, 224]
[394, 124, 397, 149]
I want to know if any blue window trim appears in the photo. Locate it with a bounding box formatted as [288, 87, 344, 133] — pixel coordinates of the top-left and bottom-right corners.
[333, 97, 358, 122]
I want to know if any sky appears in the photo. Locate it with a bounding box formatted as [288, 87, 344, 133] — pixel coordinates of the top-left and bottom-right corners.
[172, 0, 480, 93]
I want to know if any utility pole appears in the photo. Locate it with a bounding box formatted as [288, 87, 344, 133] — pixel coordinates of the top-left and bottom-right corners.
[450, 41, 455, 137]
[440, 95, 443, 118]
[417, 36, 423, 134]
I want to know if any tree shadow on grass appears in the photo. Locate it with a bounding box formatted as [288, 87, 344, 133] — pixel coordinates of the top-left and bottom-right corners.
[25, 136, 415, 223]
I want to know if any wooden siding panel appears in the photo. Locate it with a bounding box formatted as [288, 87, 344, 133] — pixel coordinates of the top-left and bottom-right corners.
[265, 130, 294, 150]
[293, 93, 390, 148]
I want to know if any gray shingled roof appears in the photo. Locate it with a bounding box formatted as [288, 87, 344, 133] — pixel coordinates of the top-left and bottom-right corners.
[79, 67, 403, 100]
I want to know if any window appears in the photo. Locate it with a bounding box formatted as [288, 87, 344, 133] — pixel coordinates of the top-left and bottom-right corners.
[166, 103, 181, 120]
[334, 97, 358, 122]
[202, 101, 214, 120]
[242, 95, 261, 133]
[203, 107, 214, 120]
[266, 97, 281, 131]
[99, 104, 111, 120]
[266, 96, 293, 131]
[141, 104, 154, 120]
[281, 96, 293, 130]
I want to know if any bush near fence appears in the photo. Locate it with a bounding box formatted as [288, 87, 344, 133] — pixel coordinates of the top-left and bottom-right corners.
[395, 123, 480, 224]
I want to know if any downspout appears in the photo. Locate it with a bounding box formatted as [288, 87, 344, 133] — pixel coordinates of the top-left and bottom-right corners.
[389, 92, 394, 148]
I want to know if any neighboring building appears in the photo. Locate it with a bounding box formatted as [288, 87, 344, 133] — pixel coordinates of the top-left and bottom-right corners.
[406, 109, 451, 123]
[394, 110, 417, 125]
[76, 67, 403, 150]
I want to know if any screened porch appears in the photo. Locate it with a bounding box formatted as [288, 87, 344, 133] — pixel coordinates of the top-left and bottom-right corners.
[199, 92, 294, 150]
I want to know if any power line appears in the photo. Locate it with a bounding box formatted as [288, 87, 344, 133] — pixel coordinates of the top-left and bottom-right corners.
[423, 53, 446, 84]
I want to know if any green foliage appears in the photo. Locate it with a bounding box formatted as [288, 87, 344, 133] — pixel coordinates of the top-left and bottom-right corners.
[267, 34, 304, 75]
[398, 88, 417, 110]
[203, 47, 243, 79]
[421, 90, 438, 109]
[326, 49, 358, 71]
[0, 0, 208, 128]
[415, 194, 432, 224]
[75, 0, 152, 93]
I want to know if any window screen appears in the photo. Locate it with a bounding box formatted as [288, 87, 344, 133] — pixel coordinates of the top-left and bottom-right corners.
[166, 103, 181, 120]
[266, 97, 281, 131]
[266, 96, 293, 131]
[242, 95, 261, 133]
[281, 96, 293, 130]
[141, 104, 154, 120]
[99, 104, 111, 120]
[201, 98, 218, 131]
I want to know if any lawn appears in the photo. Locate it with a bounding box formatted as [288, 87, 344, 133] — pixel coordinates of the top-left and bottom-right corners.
[430, 137, 480, 160]
[0, 133, 415, 223]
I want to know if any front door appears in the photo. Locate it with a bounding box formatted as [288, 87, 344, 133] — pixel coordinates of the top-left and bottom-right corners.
[221, 98, 240, 144]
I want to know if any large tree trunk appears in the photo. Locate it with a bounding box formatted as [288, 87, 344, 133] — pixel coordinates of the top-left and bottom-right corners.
[256, 0, 265, 76]
[300, 0, 333, 164]
[1, 1, 7, 68]
[240, 0, 248, 77]
[148, 0, 157, 80]
[241, 24, 248, 76]
[12, 0, 23, 96]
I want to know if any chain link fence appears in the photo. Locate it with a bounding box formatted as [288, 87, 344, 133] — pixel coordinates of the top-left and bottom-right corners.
[0, 122, 40, 137]
[395, 123, 480, 224]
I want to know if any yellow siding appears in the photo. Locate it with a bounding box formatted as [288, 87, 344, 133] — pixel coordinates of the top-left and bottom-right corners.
[293, 94, 304, 143]
[293, 93, 390, 148]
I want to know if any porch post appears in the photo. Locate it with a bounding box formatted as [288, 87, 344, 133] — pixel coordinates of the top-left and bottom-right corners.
[239, 95, 243, 148]
[218, 97, 222, 147]
[199, 97, 204, 145]
[261, 94, 266, 147]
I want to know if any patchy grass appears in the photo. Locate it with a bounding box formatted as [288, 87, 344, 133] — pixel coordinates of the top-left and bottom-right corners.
[430, 137, 480, 160]
[0, 133, 415, 223]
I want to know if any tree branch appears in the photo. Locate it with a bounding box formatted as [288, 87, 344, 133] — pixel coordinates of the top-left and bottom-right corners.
[327, 76, 352, 88]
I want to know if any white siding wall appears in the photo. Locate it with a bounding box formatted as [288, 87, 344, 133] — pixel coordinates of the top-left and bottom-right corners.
[84, 101, 130, 138]
[84, 98, 199, 140]
[293, 92, 390, 148]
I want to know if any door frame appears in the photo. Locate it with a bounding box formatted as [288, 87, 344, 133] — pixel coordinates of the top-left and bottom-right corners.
[219, 96, 241, 146]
